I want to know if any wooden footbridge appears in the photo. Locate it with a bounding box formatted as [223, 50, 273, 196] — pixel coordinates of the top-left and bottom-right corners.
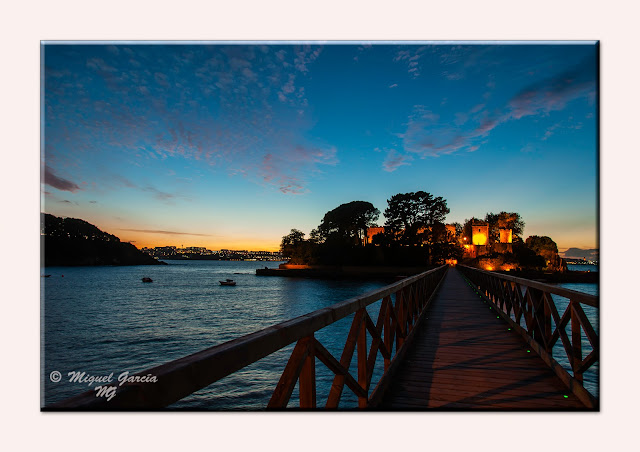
[47, 265, 599, 410]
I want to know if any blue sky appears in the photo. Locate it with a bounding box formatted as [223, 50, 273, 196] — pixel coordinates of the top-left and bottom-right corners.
[42, 42, 597, 252]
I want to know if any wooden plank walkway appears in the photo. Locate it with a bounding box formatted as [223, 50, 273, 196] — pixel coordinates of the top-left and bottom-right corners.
[379, 267, 587, 410]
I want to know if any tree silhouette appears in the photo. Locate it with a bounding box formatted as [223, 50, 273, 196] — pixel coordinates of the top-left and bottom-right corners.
[384, 191, 449, 245]
[280, 228, 305, 252]
[485, 212, 525, 241]
[280, 229, 317, 264]
[316, 201, 380, 245]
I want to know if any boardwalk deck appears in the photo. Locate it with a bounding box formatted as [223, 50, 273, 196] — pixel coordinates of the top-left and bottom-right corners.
[379, 268, 587, 410]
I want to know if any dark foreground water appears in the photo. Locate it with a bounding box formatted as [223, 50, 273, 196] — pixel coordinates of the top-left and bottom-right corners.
[42, 261, 598, 409]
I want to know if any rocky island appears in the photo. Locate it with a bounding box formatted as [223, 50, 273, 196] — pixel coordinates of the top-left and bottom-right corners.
[41, 213, 166, 266]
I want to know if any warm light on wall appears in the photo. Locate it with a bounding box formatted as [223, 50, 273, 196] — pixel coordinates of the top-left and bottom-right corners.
[499, 228, 513, 244]
[473, 233, 487, 246]
[472, 225, 488, 246]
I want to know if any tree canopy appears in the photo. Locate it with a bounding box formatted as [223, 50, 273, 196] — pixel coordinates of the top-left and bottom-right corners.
[280, 228, 306, 253]
[384, 191, 449, 245]
[485, 212, 525, 241]
[525, 235, 558, 254]
[316, 200, 380, 245]
[280, 229, 318, 264]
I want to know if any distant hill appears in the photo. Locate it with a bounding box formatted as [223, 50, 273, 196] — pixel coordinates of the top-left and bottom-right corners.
[41, 213, 165, 266]
[562, 248, 599, 260]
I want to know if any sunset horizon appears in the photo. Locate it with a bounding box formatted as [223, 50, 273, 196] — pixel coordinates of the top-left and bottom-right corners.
[42, 42, 598, 256]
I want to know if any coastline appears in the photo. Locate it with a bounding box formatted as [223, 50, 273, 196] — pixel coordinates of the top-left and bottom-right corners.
[256, 264, 435, 279]
[494, 269, 598, 284]
[257, 264, 598, 283]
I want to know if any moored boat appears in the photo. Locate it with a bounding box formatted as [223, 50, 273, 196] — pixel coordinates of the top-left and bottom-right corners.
[142, 277, 153, 283]
[219, 279, 236, 286]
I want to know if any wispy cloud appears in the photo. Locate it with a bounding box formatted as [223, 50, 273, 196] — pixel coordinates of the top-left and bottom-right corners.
[45, 44, 331, 196]
[142, 186, 175, 201]
[542, 122, 561, 141]
[259, 144, 338, 194]
[508, 55, 596, 120]
[382, 149, 413, 172]
[43, 165, 80, 192]
[112, 174, 183, 202]
[393, 46, 428, 78]
[389, 54, 596, 167]
[118, 228, 214, 236]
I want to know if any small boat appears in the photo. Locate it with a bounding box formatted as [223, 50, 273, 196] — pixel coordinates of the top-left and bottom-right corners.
[219, 279, 236, 286]
[41, 274, 51, 278]
[142, 277, 153, 283]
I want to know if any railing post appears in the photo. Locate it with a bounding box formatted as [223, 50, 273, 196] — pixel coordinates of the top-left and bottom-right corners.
[383, 297, 391, 372]
[299, 334, 316, 408]
[571, 302, 584, 384]
[396, 293, 405, 351]
[357, 310, 368, 408]
[455, 265, 598, 408]
[530, 287, 550, 350]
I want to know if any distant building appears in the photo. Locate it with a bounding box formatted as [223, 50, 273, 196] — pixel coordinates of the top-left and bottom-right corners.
[499, 228, 512, 243]
[471, 224, 488, 246]
[471, 222, 489, 256]
[365, 226, 386, 245]
[495, 228, 513, 253]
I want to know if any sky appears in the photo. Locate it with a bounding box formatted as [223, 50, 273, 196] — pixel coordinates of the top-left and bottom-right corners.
[42, 42, 598, 253]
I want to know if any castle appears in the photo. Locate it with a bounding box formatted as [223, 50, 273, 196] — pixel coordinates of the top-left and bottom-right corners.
[462, 221, 513, 258]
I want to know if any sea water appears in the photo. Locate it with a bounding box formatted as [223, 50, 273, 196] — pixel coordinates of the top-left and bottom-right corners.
[42, 260, 390, 409]
[42, 261, 599, 408]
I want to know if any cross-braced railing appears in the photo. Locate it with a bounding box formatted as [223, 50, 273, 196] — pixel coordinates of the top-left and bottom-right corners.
[458, 265, 599, 408]
[46, 265, 447, 410]
[268, 265, 447, 409]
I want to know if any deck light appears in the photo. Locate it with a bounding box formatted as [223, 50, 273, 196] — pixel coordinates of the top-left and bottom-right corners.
[563, 395, 569, 399]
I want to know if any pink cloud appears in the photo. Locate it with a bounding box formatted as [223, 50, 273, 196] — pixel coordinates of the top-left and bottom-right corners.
[382, 149, 412, 172]
[43, 165, 80, 192]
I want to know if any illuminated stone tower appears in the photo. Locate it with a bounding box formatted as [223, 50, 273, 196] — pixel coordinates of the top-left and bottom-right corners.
[496, 228, 513, 253]
[472, 223, 489, 256]
[472, 224, 488, 245]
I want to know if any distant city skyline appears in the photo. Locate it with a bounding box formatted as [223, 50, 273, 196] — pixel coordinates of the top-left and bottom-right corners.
[42, 42, 598, 253]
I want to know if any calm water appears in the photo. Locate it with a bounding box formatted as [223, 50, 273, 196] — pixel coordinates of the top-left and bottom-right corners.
[42, 260, 392, 409]
[552, 282, 599, 397]
[42, 262, 599, 408]
[567, 264, 598, 273]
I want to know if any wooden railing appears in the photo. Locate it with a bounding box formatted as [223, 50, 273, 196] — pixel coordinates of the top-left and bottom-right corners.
[46, 265, 447, 410]
[457, 265, 599, 408]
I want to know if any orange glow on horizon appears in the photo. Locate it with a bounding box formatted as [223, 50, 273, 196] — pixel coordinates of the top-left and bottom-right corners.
[116, 232, 282, 252]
